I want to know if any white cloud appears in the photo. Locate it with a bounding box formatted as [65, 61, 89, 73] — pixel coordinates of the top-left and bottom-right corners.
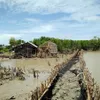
[0, 33, 23, 44]
[0, 0, 100, 44]
[0, 33, 23, 38]
[55, 15, 100, 23]
[0, 0, 98, 14]
[25, 18, 41, 23]
[0, 24, 54, 36]
[8, 20, 17, 24]
[0, 0, 100, 22]
[0, 24, 54, 44]
[84, 16, 100, 21]
[18, 24, 54, 33]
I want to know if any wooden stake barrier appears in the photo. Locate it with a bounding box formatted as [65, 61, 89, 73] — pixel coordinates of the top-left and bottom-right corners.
[27, 50, 79, 100]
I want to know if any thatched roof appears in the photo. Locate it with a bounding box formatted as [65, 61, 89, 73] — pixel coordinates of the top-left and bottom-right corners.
[12, 42, 38, 50]
[40, 41, 57, 47]
[40, 41, 57, 54]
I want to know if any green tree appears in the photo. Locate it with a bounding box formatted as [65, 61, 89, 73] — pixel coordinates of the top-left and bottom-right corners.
[16, 39, 25, 45]
[9, 37, 16, 47]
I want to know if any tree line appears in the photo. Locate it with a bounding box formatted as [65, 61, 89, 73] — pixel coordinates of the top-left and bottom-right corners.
[31, 36, 100, 52]
[0, 37, 25, 53]
[0, 36, 100, 53]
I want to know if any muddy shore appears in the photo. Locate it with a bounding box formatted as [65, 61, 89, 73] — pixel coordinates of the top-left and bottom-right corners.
[0, 54, 73, 100]
[1, 51, 99, 100]
[41, 54, 86, 100]
[41, 51, 100, 100]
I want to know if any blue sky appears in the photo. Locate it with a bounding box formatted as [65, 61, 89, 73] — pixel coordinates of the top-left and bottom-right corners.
[0, 0, 100, 44]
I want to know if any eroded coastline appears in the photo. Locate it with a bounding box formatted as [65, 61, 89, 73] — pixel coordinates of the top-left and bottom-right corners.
[0, 51, 100, 100]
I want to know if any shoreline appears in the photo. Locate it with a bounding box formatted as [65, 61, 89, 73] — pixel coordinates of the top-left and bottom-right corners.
[0, 51, 100, 100]
[40, 50, 100, 100]
[0, 53, 74, 100]
[83, 51, 100, 85]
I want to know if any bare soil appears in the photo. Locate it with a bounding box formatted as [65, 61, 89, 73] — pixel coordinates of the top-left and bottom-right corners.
[51, 57, 83, 100]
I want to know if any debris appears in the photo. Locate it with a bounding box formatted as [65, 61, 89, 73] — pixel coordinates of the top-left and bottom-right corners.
[9, 96, 16, 100]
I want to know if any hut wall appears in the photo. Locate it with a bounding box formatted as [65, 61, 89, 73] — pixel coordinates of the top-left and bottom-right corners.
[13, 42, 38, 58]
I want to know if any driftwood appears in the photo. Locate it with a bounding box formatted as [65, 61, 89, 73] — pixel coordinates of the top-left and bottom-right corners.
[0, 66, 25, 82]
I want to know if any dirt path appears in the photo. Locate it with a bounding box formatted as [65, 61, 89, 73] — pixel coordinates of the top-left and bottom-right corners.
[51, 57, 83, 100]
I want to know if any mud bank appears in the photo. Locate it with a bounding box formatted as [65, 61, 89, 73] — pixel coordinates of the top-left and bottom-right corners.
[51, 58, 83, 100]
[1, 51, 99, 100]
[42, 51, 100, 100]
[0, 54, 72, 100]
[41, 53, 87, 100]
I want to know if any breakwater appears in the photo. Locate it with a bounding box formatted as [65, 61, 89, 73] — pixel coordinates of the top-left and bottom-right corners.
[27, 50, 79, 100]
[38, 50, 100, 100]
[9, 50, 99, 100]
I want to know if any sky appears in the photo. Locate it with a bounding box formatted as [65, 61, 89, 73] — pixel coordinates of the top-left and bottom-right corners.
[0, 0, 100, 44]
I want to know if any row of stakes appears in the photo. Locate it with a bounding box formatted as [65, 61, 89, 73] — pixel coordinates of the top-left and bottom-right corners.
[25, 50, 79, 100]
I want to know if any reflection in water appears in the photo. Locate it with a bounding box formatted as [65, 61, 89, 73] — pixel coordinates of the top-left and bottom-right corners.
[83, 51, 100, 85]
